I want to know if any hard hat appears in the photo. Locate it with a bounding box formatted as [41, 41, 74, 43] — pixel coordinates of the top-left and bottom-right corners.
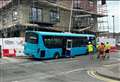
[89, 42, 91, 44]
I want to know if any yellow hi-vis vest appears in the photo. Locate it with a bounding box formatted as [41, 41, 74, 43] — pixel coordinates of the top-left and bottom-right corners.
[105, 44, 111, 50]
[87, 44, 93, 52]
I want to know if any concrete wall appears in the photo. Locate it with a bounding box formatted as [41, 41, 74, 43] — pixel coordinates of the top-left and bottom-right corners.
[19, 2, 71, 31]
[0, 2, 71, 31]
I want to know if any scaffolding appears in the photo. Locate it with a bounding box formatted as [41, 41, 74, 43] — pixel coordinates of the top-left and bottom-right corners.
[72, 0, 98, 33]
[97, 1, 110, 37]
[0, 0, 108, 37]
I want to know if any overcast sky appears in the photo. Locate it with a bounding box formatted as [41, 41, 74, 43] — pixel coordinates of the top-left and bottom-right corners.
[107, 1, 120, 33]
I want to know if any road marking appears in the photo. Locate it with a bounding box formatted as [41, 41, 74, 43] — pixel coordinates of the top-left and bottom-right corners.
[39, 68, 85, 79]
[87, 70, 119, 82]
[103, 63, 120, 67]
[12, 68, 85, 82]
[43, 58, 80, 64]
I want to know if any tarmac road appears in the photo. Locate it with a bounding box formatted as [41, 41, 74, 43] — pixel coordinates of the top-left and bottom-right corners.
[0, 51, 120, 82]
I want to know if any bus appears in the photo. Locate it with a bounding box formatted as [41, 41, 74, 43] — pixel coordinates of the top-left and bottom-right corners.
[24, 31, 96, 59]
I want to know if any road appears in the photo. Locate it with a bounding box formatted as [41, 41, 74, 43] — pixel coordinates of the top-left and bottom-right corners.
[0, 51, 120, 82]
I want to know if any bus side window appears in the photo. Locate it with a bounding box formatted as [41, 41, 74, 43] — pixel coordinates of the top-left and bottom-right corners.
[43, 36, 63, 48]
[72, 37, 87, 47]
[89, 37, 96, 45]
[66, 40, 72, 48]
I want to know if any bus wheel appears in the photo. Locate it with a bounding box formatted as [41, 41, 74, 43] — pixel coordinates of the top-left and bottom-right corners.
[54, 53, 60, 59]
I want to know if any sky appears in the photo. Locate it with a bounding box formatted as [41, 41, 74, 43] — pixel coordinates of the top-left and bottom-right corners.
[105, 1, 120, 33]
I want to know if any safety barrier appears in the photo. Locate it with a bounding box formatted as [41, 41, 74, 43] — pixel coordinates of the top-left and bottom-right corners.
[0, 37, 26, 57]
[110, 46, 118, 52]
[2, 49, 16, 57]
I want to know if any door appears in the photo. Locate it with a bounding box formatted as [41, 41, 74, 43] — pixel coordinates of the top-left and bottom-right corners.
[62, 39, 66, 56]
[65, 39, 72, 57]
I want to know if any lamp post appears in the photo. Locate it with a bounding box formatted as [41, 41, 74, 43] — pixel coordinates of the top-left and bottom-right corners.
[112, 15, 115, 38]
[68, 0, 73, 33]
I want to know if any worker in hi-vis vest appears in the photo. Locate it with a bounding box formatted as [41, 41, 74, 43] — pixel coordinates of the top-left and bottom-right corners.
[87, 42, 94, 62]
[105, 42, 111, 59]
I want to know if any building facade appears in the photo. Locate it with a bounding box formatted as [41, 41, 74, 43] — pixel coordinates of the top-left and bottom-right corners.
[0, 0, 105, 38]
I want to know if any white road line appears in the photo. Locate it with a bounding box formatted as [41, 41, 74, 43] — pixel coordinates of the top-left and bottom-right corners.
[87, 70, 119, 82]
[39, 68, 85, 80]
[12, 68, 85, 82]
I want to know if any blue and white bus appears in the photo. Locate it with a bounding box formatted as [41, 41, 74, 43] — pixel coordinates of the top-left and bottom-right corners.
[24, 31, 96, 59]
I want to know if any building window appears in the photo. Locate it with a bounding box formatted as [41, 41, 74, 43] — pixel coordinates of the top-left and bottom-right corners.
[2, 14, 8, 25]
[31, 7, 42, 22]
[38, 8, 42, 22]
[50, 10, 60, 23]
[12, 10, 18, 21]
[31, 7, 37, 21]
[73, 0, 81, 9]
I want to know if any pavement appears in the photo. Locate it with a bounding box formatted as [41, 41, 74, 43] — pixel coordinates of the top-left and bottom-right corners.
[96, 63, 120, 81]
[94, 51, 120, 81]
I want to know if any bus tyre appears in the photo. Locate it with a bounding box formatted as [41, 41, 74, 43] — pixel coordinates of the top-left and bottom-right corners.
[54, 53, 60, 59]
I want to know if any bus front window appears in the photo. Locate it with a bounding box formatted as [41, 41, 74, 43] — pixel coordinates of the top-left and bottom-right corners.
[25, 32, 38, 44]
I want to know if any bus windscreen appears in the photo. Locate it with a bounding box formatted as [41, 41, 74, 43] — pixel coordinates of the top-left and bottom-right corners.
[25, 32, 38, 44]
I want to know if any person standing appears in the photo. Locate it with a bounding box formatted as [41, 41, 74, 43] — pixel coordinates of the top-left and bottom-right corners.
[105, 42, 111, 59]
[87, 42, 94, 63]
[98, 43, 105, 62]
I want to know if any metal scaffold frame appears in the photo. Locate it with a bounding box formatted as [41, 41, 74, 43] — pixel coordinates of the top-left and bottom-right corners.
[0, 0, 107, 37]
[97, 1, 110, 37]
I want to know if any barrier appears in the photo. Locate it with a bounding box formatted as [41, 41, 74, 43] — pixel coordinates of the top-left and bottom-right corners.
[110, 46, 118, 52]
[2, 49, 16, 57]
[0, 37, 25, 57]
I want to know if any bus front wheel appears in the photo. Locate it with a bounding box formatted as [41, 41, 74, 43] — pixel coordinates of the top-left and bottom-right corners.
[54, 53, 60, 59]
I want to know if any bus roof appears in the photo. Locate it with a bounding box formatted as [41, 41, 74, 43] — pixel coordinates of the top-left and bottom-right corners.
[26, 31, 95, 37]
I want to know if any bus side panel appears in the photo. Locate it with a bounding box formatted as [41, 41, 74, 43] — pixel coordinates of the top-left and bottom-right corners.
[24, 43, 39, 57]
[34, 35, 46, 58]
[71, 47, 87, 56]
[44, 48, 62, 59]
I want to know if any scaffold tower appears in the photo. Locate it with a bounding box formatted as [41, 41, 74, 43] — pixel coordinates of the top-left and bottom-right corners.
[97, 1, 110, 37]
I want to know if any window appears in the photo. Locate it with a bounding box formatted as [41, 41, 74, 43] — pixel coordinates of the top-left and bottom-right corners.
[38, 9, 42, 21]
[31, 8, 42, 22]
[25, 32, 38, 44]
[89, 37, 96, 45]
[31, 8, 37, 21]
[3, 15, 7, 25]
[72, 39, 80, 47]
[73, 0, 81, 9]
[50, 10, 60, 23]
[43, 36, 63, 48]
[67, 40, 72, 48]
[72, 37, 88, 47]
[12, 9, 18, 21]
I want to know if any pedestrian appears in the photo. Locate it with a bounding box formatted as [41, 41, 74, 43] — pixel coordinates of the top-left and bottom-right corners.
[96, 43, 100, 59]
[98, 43, 105, 62]
[105, 42, 111, 59]
[87, 42, 94, 63]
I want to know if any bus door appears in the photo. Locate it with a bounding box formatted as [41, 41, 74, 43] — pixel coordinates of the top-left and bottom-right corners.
[62, 39, 66, 56]
[65, 40, 72, 57]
